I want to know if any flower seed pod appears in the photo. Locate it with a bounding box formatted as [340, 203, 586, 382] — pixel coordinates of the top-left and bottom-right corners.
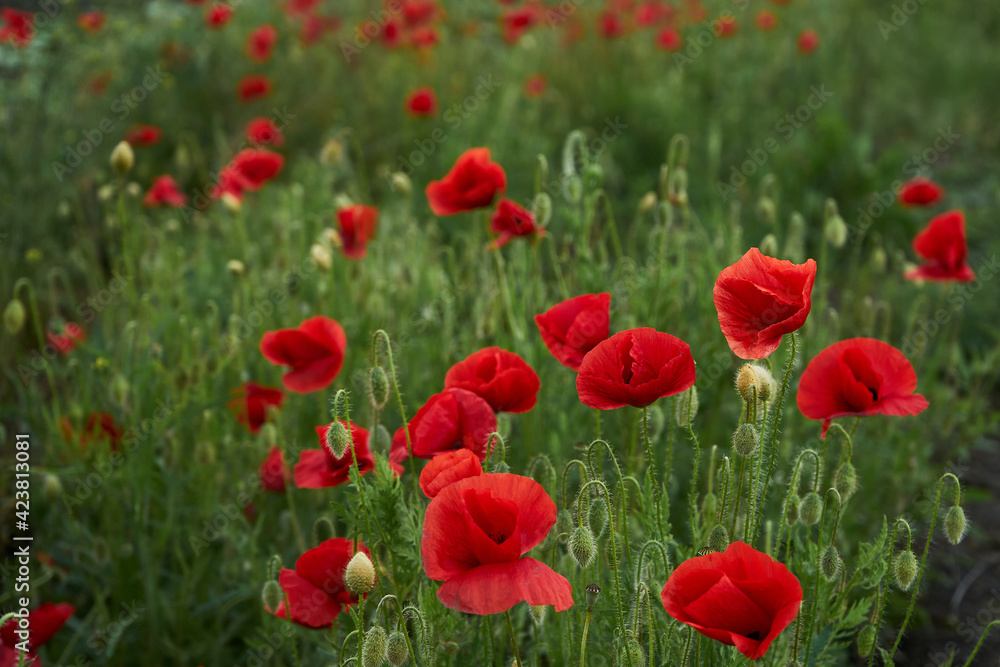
[799, 492, 822, 526]
[820, 545, 841, 581]
[707, 525, 729, 552]
[857, 623, 876, 657]
[110, 140, 134, 176]
[532, 192, 553, 226]
[369, 366, 389, 409]
[344, 551, 376, 595]
[944, 505, 967, 545]
[324, 421, 350, 460]
[785, 493, 800, 526]
[262, 580, 283, 613]
[529, 605, 546, 625]
[3, 299, 25, 334]
[833, 462, 858, 500]
[735, 364, 760, 403]
[675, 386, 699, 427]
[893, 549, 917, 590]
[362, 626, 388, 667]
[585, 583, 601, 610]
[386, 631, 409, 666]
[618, 636, 644, 667]
[555, 509, 573, 543]
[587, 497, 608, 538]
[732, 423, 759, 457]
[569, 525, 596, 568]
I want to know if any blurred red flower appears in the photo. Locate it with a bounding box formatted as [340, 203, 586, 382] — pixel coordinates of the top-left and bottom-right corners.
[797, 29, 819, 54]
[294, 421, 375, 488]
[524, 73, 547, 97]
[144, 175, 187, 208]
[898, 176, 944, 208]
[260, 316, 347, 394]
[230, 148, 285, 190]
[237, 74, 273, 102]
[598, 11, 627, 38]
[422, 473, 573, 614]
[797, 337, 929, 438]
[227, 381, 284, 433]
[409, 25, 440, 48]
[77, 11, 105, 32]
[205, 3, 234, 29]
[500, 6, 540, 44]
[655, 26, 682, 51]
[259, 446, 290, 493]
[488, 198, 544, 250]
[535, 293, 611, 371]
[389, 388, 497, 467]
[713, 248, 816, 359]
[405, 86, 438, 117]
[714, 15, 738, 37]
[445, 347, 540, 413]
[402, 0, 442, 27]
[245, 117, 285, 147]
[125, 124, 162, 147]
[634, 1, 671, 27]
[336, 204, 379, 259]
[0, 603, 75, 666]
[246, 24, 278, 62]
[0, 8, 34, 48]
[47, 322, 85, 355]
[419, 448, 483, 498]
[425, 148, 507, 216]
[755, 10, 777, 30]
[904, 210, 975, 283]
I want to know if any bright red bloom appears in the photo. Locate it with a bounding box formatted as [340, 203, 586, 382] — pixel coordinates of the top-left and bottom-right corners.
[488, 198, 544, 251]
[404, 86, 438, 117]
[245, 117, 285, 147]
[246, 24, 278, 62]
[655, 26, 682, 51]
[237, 74, 272, 102]
[524, 73, 547, 97]
[535, 293, 611, 371]
[898, 176, 945, 208]
[797, 337, 929, 438]
[425, 148, 507, 216]
[380, 18, 403, 47]
[420, 448, 483, 498]
[260, 446, 290, 493]
[714, 15, 738, 37]
[269, 538, 371, 628]
[227, 381, 284, 433]
[210, 166, 249, 201]
[205, 3, 234, 28]
[82, 412, 123, 452]
[422, 473, 573, 615]
[260, 316, 347, 394]
[409, 25, 440, 48]
[144, 175, 187, 208]
[755, 10, 776, 30]
[1, 602, 74, 666]
[796, 29, 818, 54]
[577, 328, 695, 410]
[230, 148, 285, 190]
[499, 6, 540, 44]
[77, 11, 105, 32]
[389, 388, 498, 467]
[713, 248, 817, 359]
[598, 10, 627, 38]
[47, 322, 85, 355]
[336, 204, 379, 259]
[1, 8, 34, 48]
[125, 124, 162, 147]
[295, 421, 375, 488]
[661, 542, 802, 660]
[401, 0, 442, 27]
[634, 1, 670, 27]
[903, 210, 974, 283]
[444, 347, 540, 413]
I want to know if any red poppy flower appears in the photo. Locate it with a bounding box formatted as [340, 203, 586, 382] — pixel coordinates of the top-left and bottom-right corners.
[755, 10, 777, 30]
[402, 0, 442, 27]
[422, 473, 573, 614]
[284, 0, 319, 17]
[404, 86, 438, 117]
[245, 117, 285, 147]
[898, 177, 945, 208]
[299, 14, 325, 45]
[77, 11, 105, 32]
[125, 124, 162, 147]
[499, 6, 540, 44]
[380, 18, 403, 47]
[0, 602, 74, 666]
[796, 29, 818, 54]
[797, 337, 929, 438]
[205, 3, 234, 28]
[336, 204, 379, 259]
[425, 148, 507, 216]
[47, 322, 85, 355]
[488, 198, 545, 251]
[714, 15, 738, 37]
[576, 327, 695, 410]
[269, 538, 371, 628]
[524, 73, 547, 98]
[713, 248, 817, 359]
[598, 10, 627, 38]
[661, 542, 802, 660]
[535, 293, 611, 371]
[444, 347, 540, 413]
[634, 1, 670, 27]
[230, 148, 285, 190]
[246, 23, 278, 62]
[260, 316, 347, 394]
[144, 175, 187, 208]
[655, 26, 682, 51]
[419, 448, 483, 498]
[209, 166, 249, 201]
[260, 446, 290, 493]
[82, 412, 123, 452]
[227, 382, 284, 433]
[903, 210, 975, 283]
[409, 25, 440, 49]
[237, 74, 272, 102]
[294, 421, 376, 489]
[389, 388, 498, 467]
[1, 8, 34, 48]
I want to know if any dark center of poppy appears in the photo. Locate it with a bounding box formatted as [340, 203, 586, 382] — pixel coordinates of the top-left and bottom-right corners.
[742, 630, 762, 641]
[839, 348, 884, 411]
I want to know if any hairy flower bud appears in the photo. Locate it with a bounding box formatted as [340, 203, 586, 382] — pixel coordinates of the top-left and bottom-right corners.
[857, 623, 876, 657]
[702, 492, 718, 522]
[676, 386, 699, 427]
[618, 637, 644, 667]
[369, 366, 389, 409]
[345, 551, 376, 595]
[110, 373, 130, 407]
[3, 299, 25, 334]
[833, 462, 858, 500]
[362, 626, 388, 667]
[386, 631, 409, 666]
[708, 525, 729, 553]
[563, 174, 583, 203]
[732, 423, 759, 457]
[750, 365, 774, 402]
[311, 516, 336, 546]
[532, 192, 553, 226]
[824, 214, 847, 248]
[587, 497, 608, 538]
[110, 140, 134, 176]
[784, 212, 807, 263]
[820, 545, 841, 581]
[645, 404, 666, 442]
[893, 549, 917, 591]
[638, 191, 657, 214]
[583, 162, 604, 190]
[262, 579, 283, 613]
[735, 364, 760, 403]
[785, 493, 800, 526]
[529, 605, 547, 625]
[324, 420, 350, 460]
[569, 525, 596, 569]
[944, 505, 967, 545]
[799, 492, 822, 526]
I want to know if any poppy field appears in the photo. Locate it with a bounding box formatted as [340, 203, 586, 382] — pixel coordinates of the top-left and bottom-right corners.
[2, 0, 1000, 666]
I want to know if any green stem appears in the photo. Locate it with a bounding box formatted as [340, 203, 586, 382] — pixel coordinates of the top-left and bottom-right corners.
[963, 621, 1000, 667]
[505, 610, 523, 667]
[578, 608, 593, 667]
[373, 330, 420, 498]
[494, 249, 525, 341]
[642, 407, 665, 541]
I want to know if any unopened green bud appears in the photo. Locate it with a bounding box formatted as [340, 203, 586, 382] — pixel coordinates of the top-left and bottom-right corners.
[529, 605, 546, 625]
[638, 191, 657, 214]
[587, 497, 608, 538]
[262, 580, 283, 612]
[646, 404, 666, 442]
[110, 373, 130, 407]
[386, 631, 409, 666]
[833, 462, 858, 499]
[311, 516, 335, 546]
[43, 474, 63, 502]
[893, 550, 917, 590]
[799, 492, 822, 526]
[375, 424, 392, 452]
[443, 641, 459, 654]
[820, 545, 841, 581]
[331, 390, 349, 419]
[857, 623, 876, 657]
[267, 554, 283, 580]
[750, 365, 774, 402]
[362, 626, 388, 667]
[259, 422, 278, 445]
[755, 196, 776, 224]
[324, 421, 350, 459]
[563, 175, 582, 203]
[555, 509, 573, 543]
[824, 214, 847, 248]
[618, 636, 644, 667]
[732, 423, 759, 457]
[676, 386, 699, 427]
[735, 364, 760, 403]
[569, 525, 596, 568]
[785, 493, 800, 526]
[532, 192, 552, 226]
[708, 525, 729, 552]
[784, 212, 807, 263]
[3, 299, 26, 334]
[110, 140, 134, 176]
[944, 505, 966, 545]
[871, 246, 887, 273]
[345, 551, 376, 595]
[369, 366, 389, 409]
[760, 233, 778, 258]
[583, 162, 604, 190]
[389, 171, 412, 195]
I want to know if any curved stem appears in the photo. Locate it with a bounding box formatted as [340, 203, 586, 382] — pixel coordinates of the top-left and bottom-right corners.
[963, 621, 1000, 667]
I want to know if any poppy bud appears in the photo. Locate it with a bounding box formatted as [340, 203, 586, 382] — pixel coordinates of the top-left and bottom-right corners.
[785, 493, 800, 526]
[493, 461, 510, 473]
[618, 637, 644, 667]
[345, 551, 376, 595]
[799, 492, 822, 526]
[702, 492, 718, 521]
[443, 641, 459, 654]
[751, 365, 775, 402]
[893, 549, 917, 590]
[389, 172, 412, 195]
[583, 162, 604, 190]
[110, 373, 130, 407]
[43, 474, 63, 502]
[708, 525, 729, 552]
[732, 423, 759, 457]
[555, 509, 573, 543]
[262, 579, 283, 612]
[110, 140, 134, 176]
[320, 139, 344, 165]
[820, 545, 841, 581]
[374, 424, 392, 452]
[529, 605, 547, 625]
[588, 496, 608, 538]
[675, 386, 699, 427]
[735, 364, 760, 403]
[857, 623, 876, 657]
[824, 214, 847, 248]
[311, 516, 335, 546]
[871, 245, 887, 273]
[362, 625, 388, 667]
[760, 233, 778, 258]
[126, 182, 142, 198]
[267, 554, 282, 579]
[332, 390, 349, 420]
[226, 259, 245, 276]
[324, 421, 350, 459]
[638, 191, 657, 214]
[944, 505, 966, 545]
[755, 196, 776, 224]
[833, 462, 858, 499]
[3, 299, 25, 334]
[563, 175, 582, 203]
[569, 525, 596, 568]
[369, 366, 389, 409]
[310, 243, 332, 271]
[259, 423, 278, 444]
[387, 631, 409, 666]
[532, 192, 553, 226]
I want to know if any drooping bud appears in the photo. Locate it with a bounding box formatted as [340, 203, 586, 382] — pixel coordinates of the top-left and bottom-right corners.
[617, 636, 644, 667]
[707, 525, 729, 552]
[735, 364, 760, 403]
[675, 386, 699, 427]
[893, 550, 917, 591]
[324, 421, 350, 460]
[43, 474, 63, 502]
[332, 390, 349, 420]
[820, 545, 841, 581]
[555, 509, 573, 543]
[311, 516, 336, 546]
[833, 462, 858, 500]
[823, 199, 847, 248]
[362, 626, 388, 667]
[369, 366, 389, 409]
[226, 259, 245, 276]
[799, 492, 822, 526]
[785, 493, 800, 526]
[638, 191, 657, 214]
[529, 605, 546, 625]
[320, 139, 344, 165]
[259, 422, 278, 445]
[750, 365, 774, 402]
[386, 631, 409, 666]
[262, 580, 283, 612]
[3, 299, 26, 334]
[645, 404, 666, 442]
[944, 505, 967, 545]
[784, 212, 807, 263]
[587, 497, 608, 538]
[857, 623, 876, 657]
[532, 192, 553, 226]
[755, 196, 776, 224]
[760, 233, 778, 258]
[310, 243, 332, 271]
[732, 423, 759, 457]
[344, 551, 376, 595]
[110, 141, 134, 176]
[563, 174, 583, 203]
[569, 525, 596, 568]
